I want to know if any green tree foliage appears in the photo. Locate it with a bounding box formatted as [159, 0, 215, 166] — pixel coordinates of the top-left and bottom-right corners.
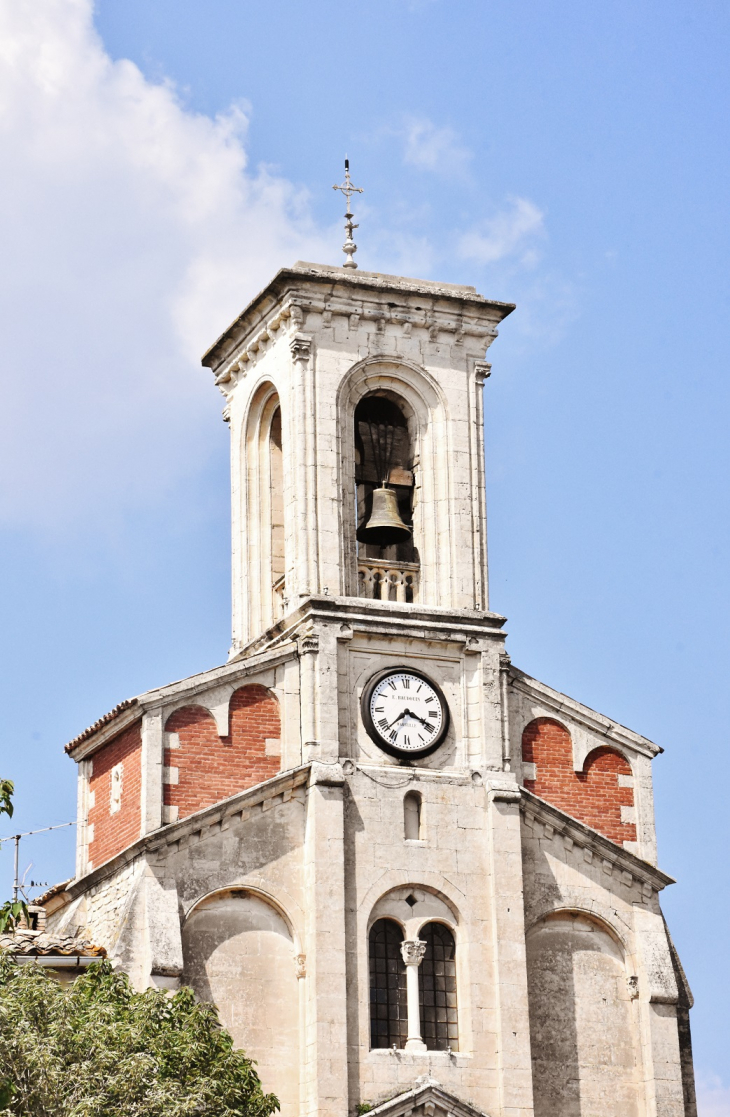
[0, 958, 280, 1117]
[0, 783, 13, 822]
[0, 781, 25, 934]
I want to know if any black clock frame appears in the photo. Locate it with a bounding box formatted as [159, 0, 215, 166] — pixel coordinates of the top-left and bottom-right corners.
[360, 666, 450, 760]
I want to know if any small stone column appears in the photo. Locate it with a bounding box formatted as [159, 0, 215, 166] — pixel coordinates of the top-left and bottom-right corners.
[400, 939, 427, 1052]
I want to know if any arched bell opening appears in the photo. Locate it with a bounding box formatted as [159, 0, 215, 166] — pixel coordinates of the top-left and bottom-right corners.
[354, 391, 420, 603]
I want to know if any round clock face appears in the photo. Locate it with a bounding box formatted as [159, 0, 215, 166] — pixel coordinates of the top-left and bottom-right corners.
[361, 668, 450, 759]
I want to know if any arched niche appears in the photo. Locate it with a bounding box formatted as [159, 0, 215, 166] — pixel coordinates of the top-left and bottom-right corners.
[337, 358, 450, 603]
[526, 911, 640, 1117]
[242, 381, 286, 639]
[182, 888, 300, 1116]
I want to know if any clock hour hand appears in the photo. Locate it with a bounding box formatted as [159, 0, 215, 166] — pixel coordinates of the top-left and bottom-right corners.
[385, 710, 409, 730]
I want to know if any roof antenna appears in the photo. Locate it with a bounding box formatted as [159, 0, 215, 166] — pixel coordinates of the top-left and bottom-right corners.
[332, 157, 363, 269]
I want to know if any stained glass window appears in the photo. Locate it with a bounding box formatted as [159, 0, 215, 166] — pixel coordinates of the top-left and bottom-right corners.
[419, 922, 458, 1050]
[369, 918, 408, 1048]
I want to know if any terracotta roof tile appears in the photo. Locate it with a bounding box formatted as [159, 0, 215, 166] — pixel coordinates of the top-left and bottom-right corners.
[35, 879, 72, 906]
[64, 698, 138, 754]
[0, 929, 106, 958]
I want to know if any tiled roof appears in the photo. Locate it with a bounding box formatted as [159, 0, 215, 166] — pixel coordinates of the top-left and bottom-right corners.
[64, 698, 138, 754]
[0, 929, 106, 958]
[34, 879, 72, 906]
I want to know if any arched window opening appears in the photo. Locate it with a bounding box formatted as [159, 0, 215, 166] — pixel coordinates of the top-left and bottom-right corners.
[369, 918, 408, 1049]
[419, 922, 458, 1051]
[404, 791, 422, 840]
[269, 406, 285, 615]
[355, 393, 419, 603]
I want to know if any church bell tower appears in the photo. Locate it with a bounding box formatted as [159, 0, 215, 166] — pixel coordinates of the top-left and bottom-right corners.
[54, 250, 696, 1117]
[204, 261, 514, 651]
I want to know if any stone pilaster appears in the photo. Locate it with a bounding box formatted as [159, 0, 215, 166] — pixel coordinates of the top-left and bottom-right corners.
[302, 762, 348, 1117]
[140, 709, 163, 836]
[485, 777, 535, 1117]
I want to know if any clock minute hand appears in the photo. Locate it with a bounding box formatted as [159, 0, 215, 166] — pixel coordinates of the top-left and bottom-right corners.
[405, 711, 430, 728]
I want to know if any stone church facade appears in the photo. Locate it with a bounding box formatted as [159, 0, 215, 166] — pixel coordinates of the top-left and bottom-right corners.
[44, 262, 696, 1117]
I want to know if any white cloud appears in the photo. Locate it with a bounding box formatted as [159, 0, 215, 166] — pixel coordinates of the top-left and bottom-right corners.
[457, 196, 546, 267]
[0, 0, 332, 530]
[697, 1073, 730, 1117]
[401, 116, 472, 178]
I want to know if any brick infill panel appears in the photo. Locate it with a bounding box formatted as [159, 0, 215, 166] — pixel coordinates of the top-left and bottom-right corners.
[521, 717, 636, 845]
[164, 684, 281, 821]
[88, 721, 142, 865]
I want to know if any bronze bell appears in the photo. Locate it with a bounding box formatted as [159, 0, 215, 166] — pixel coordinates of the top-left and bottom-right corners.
[357, 485, 412, 547]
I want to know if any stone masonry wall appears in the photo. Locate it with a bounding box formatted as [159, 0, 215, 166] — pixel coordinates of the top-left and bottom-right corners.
[164, 684, 281, 821]
[88, 722, 142, 867]
[522, 717, 636, 844]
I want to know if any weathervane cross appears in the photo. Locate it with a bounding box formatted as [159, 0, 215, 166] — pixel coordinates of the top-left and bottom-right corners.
[333, 158, 363, 269]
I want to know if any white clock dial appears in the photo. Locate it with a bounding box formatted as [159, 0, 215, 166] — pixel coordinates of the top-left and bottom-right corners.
[367, 671, 445, 754]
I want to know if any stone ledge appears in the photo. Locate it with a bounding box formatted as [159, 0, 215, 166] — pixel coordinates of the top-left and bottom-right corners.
[509, 666, 661, 758]
[520, 788, 674, 894]
[60, 764, 312, 901]
[202, 261, 515, 374]
[66, 641, 298, 762]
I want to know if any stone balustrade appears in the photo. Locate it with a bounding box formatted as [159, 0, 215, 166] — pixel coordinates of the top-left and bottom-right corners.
[358, 559, 419, 603]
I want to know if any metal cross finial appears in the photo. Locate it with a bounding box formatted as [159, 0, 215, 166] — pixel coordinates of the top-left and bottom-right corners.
[333, 157, 363, 269]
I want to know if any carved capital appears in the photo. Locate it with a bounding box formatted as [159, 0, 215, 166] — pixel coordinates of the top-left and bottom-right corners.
[297, 633, 319, 656]
[295, 953, 307, 979]
[400, 939, 427, 966]
[474, 360, 492, 383]
[290, 334, 311, 362]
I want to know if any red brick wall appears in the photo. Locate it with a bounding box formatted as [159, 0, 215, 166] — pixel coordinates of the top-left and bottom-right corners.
[88, 722, 142, 867]
[164, 684, 281, 821]
[521, 717, 636, 845]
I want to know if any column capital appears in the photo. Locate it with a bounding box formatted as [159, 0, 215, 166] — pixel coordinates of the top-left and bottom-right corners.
[401, 939, 427, 966]
[290, 333, 312, 362]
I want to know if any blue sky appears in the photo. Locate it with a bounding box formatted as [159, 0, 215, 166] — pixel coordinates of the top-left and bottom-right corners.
[0, 0, 728, 1108]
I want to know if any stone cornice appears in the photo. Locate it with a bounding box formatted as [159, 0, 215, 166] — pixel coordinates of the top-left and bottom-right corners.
[202, 261, 515, 375]
[232, 594, 507, 663]
[61, 765, 313, 900]
[66, 641, 299, 762]
[520, 788, 674, 894]
[509, 665, 662, 758]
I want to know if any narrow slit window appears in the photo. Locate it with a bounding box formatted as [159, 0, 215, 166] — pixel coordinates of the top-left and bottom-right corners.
[404, 791, 422, 840]
[419, 922, 458, 1051]
[369, 918, 407, 1049]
